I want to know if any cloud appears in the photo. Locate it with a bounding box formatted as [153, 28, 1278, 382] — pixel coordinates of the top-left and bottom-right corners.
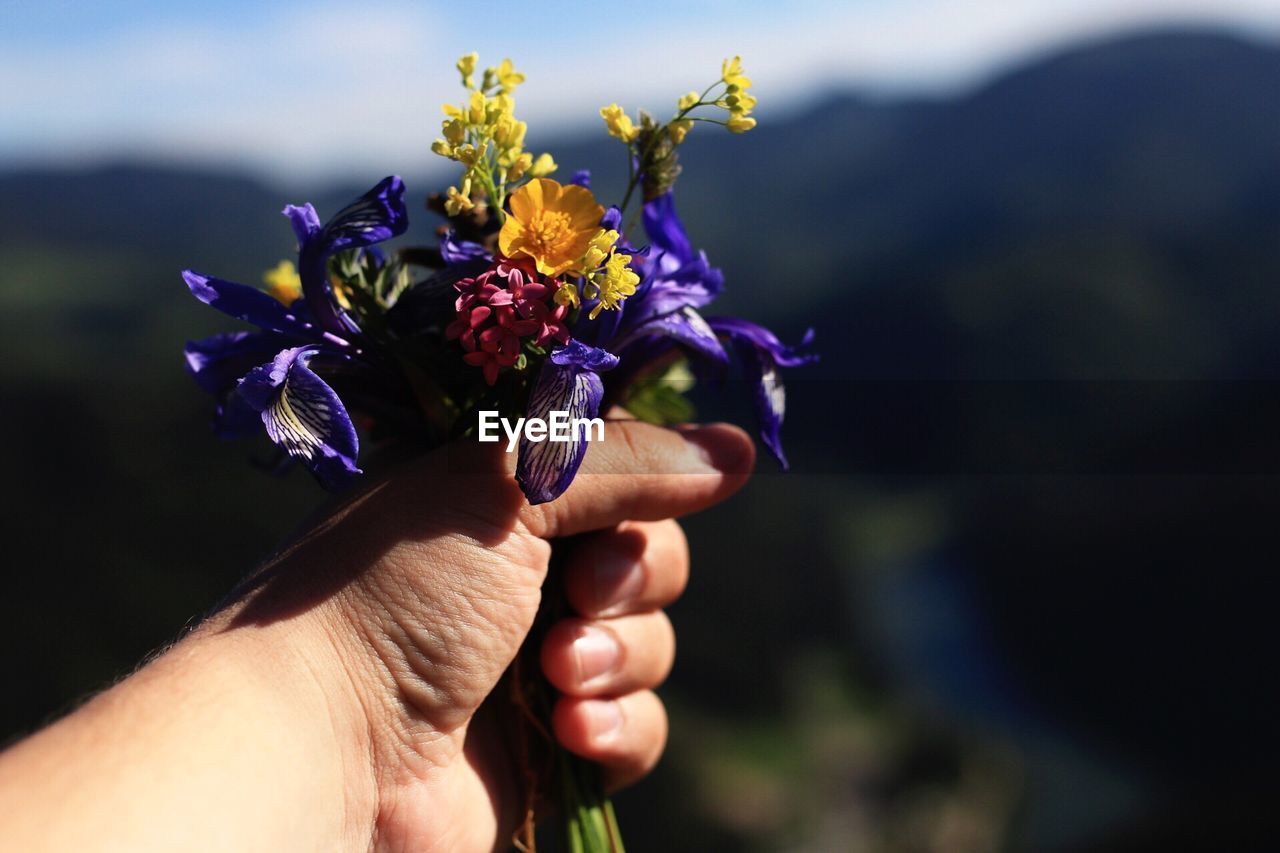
[1, 0, 1278, 183]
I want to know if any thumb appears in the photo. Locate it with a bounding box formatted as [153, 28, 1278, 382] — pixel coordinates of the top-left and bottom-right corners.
[228, 418, 754, 739]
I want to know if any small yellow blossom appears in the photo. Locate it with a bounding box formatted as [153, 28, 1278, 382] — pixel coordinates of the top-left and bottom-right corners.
[528, 152, 557, 178]
[454, 143, 485, 167]
[328, 273, 354, 310]
[726, 115, 757, 134]
[499, 178, 604, 276]
[589, 251, 640, 319]
[506, 152, 533, 182]
[494, 58, 525, 93]
[467, 90, 486, 125]
[456, 52, 478, 89]
[580, 228, 619, 272]
[725, 91, 757, 115]
[443, 118, 466, 145]
[493, 117, 526, 149]
[263, 259, 302, 304]
[554, 281, 580, 308]
[669, 118, 693, 144]
[490, 93, 515, 120]
[721, 56, 752, 89]
[678, 91, 700, 112]
[445, 181, 475, 216]
[600, 103, 639, 142]
[442, 102, 463, 119]
[431, 139, 453, 158]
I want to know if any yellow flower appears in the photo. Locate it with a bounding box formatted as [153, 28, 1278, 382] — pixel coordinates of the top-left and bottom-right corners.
[678, 91, 700, 112]
[721, 55, 752, 89]
[726, 91, 757, 115]
[467, 90, 486, 125]
[454, 142, 484, 167]
[506, 152, 533, 182]
[554, 281, 580, 308]
[499, 178, 604, 277]
[580, 228, 619, 272]
[456, 52, 478, 89]
[263, 259, 302, 304]
[493, 117, 526, 149]
[528, 152, 557, 178]
[589, 251, 640, 319]
[726, 115, 757, 134]
[491, 93, 515, 120]
[329, 273, 353, 310]
[445, 181, 475, 216]
[600, 103, 639, 142]
[494, 58, 525, 93]
[669, 118, 693, 145]
[443, 118, 466, 145]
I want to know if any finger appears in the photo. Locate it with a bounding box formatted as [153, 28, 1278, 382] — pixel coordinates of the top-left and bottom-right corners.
[563, 519, 689, 618]
[541, 612, 675, 697]
[552, 690, 669, 792]
[518, 419, 755, 538]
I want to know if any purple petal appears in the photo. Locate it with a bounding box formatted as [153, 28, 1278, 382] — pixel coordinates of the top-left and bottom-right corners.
[549, 339, 619, 372]
[516, 358, 605, 504]
[321, 176, 409, 253]
[734, 338, 790, 469]
[706, 317, 818, 368]
[182, 269, 331, 342]
[441, 230, 492, 267]
[184, 330, 281, 394]
[284, 202, 322, 245]
[570, 169, 591, 188]
[707, 318, 818, 469]
[295, 176, 409, 335]
[616, 306, 728, 364]
[237, 346, 361, 490]
[642, 192, 693, 266]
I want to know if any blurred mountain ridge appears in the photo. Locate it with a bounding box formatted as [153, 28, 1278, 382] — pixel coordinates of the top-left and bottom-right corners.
[5, 27, 1280, 382]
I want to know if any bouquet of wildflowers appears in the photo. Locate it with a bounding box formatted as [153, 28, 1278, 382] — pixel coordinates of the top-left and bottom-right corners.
[184, 53, 813, 851]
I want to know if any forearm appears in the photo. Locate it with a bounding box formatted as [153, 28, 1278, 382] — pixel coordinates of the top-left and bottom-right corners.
[0, 607, 375, 852]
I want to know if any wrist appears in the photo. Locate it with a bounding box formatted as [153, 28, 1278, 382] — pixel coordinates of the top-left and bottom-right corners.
[196, 596, 381, 847]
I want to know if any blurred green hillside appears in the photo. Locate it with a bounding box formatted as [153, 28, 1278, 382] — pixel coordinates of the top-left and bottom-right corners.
[3, 28, 1280, 852]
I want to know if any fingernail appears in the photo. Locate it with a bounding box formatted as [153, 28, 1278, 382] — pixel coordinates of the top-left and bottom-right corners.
[572, 626, 621, 686]
[586, 699, 624, 741]
[681, 424, 754, 474]
[593, 548, 644, 615]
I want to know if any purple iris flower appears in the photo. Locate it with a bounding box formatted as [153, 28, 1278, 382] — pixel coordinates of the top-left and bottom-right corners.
[518, 190, 814, 504]
[287, 176, 409, 336]
[183, 176, 408, 489]
[705, 317, 817, 468]
[516, 340, 619, 504]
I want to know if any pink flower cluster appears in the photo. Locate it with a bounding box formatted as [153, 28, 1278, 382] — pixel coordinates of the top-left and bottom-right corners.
[446, 256, 571, 385]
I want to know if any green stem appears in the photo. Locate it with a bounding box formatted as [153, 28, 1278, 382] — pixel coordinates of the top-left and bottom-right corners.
[616, 81, 723, 218]
[523, 559, 626, 853]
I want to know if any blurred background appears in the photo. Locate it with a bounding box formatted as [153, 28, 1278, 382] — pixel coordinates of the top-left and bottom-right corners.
[4, 1, 1280, 850]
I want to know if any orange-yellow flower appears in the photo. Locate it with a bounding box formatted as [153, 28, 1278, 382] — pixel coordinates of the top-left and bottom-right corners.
[263, 259, 302, 304]
[499, 178, 604, 277]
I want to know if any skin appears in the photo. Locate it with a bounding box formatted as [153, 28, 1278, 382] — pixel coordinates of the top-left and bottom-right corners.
[0, 419, 754, 852]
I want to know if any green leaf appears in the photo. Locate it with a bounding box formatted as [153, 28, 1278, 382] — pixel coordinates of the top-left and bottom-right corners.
[623, 360, 696, 426]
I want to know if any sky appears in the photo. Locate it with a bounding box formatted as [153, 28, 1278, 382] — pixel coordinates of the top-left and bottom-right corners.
[2, 0, 1279, 183]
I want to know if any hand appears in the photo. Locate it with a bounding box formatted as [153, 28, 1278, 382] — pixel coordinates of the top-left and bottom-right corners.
[0, 418, 754, 853]
[225, 417, 755, 850]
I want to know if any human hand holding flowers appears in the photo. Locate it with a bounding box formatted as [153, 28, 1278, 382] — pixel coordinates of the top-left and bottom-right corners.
[0, 421, 753, 852]
[177, 52, 811, 849]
